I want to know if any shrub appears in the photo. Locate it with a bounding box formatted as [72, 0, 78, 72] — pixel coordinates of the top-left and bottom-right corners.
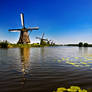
[84, 43, 88, 47]
[78, 42, 83, 47]
[0, 40, 8, 48]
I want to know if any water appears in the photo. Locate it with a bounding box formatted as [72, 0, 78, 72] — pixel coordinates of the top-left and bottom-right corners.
[0, 46, 92, 92]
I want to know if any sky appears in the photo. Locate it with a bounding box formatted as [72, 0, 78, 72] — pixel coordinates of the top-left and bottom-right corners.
[0, 0, 92, 44]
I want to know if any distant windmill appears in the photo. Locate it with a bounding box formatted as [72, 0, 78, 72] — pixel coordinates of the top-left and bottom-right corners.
[47, 39, 51, 45]
[36, 33, 48, 45]
[51, 40, 55, 45]
[9, 13, 39, 44]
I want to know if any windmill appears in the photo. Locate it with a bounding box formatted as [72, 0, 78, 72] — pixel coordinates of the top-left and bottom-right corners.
[9, 13, 39, 44]
[51, 40, 55, 45]
[36, 33, 48, 45]
[47, 40, 51, 45]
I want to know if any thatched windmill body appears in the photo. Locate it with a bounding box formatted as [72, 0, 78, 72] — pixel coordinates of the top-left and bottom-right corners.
[36, 33, 48, 45]
[9, 13, 39, 44]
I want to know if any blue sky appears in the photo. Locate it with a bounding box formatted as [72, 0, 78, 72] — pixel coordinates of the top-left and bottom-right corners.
[0, 0, 92, 44]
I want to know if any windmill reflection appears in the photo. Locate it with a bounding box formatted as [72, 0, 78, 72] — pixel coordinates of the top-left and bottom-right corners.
[20, 48, 30, 74]
[79, 47, 83, 56]
[40, 47, 45, 61]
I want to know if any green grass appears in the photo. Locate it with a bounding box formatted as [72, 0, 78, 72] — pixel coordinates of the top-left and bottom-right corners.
[0, 40, 62, 48]
[7, 43, 59, 48]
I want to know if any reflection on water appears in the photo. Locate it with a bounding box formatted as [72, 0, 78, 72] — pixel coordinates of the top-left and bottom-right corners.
[20, 48, 30, 74]
[40, 47, 45, 61]
[20, 48, 30, 85]
[79, 47, 83, 56]
[40, 47, 44, 56]
[79, 47, 88, 56]
[57, 47, 92, 69]
[0, 47, 92, 92]
[84, 47, 88, 56]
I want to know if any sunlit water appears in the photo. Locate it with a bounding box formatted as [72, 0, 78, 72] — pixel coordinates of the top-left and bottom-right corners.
[0, 46, 92, 92]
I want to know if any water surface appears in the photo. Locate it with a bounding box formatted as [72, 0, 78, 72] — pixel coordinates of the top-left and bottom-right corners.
[0, 47, 92, 92]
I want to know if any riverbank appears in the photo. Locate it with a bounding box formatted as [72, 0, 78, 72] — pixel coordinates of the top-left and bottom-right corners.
[0, 42, 62, 48]
[64, 42, 92, 47]
[65, 44, 92, 47]
[8, 44, 50, 48]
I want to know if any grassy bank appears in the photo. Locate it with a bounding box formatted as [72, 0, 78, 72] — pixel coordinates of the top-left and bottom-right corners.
[0, 41, 61, 48]
[8, 44, 61, 48]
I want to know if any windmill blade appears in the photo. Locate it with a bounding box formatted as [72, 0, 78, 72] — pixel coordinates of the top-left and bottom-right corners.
[42, 33, 44, 39]
[20, 13, 25, 28]
[43, 39, 48, 41]
[8, 29, 21, 32]
[36, 37, 41, 39]
[28, 27, 39, 31]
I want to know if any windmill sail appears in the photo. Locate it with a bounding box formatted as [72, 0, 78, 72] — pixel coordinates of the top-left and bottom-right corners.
[36, 37, 41, 39]
[42, 33, 44, 39]
[36, 33, 48, 45]
[8, 29, 21, 32]
[28, 27, 39, 31]
[20, 13, 25, 27]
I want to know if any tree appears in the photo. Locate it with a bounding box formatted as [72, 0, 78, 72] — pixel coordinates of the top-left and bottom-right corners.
[84, 43, 88, 47]
[0, 40, 8, 48]
[78, 42, 83, 47]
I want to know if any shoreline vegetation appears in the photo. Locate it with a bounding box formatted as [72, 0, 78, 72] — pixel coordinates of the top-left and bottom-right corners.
[65, 42, 90, 47]
[0, 40, 92, 48]
[0, 40, 62, 48]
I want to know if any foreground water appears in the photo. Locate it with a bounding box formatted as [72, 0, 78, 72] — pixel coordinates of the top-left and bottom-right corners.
[0, 46, 92, 92]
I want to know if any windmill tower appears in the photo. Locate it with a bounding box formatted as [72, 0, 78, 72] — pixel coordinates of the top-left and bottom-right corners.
[47, 40, 51, 45]
[9, 13, 39, 44]
[36, 33, 48, 45]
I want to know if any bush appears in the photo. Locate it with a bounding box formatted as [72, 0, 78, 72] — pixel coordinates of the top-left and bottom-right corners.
[84, 43, 88, 47]
[0, 40, 8, 48]
[78, 42, 83, 47]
